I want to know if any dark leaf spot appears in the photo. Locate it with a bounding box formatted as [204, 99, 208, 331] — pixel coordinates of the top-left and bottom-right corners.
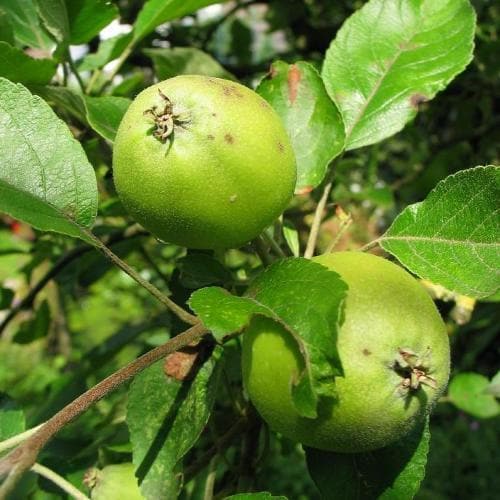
[224, 133, 234, 144]
[207, 134, 215, 140]
[362, 348, 372, 356]
[277, 141, 285, 153]
[410, 93, 428, 110]
[164, 345, 199, 381]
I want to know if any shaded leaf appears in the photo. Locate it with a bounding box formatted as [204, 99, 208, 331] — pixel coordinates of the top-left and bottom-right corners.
[225, 494, 287, 500]
[1, 0, 54, 50]
[36, 0, 118, 48]
[144, 47, 235, 80]
[32, 85, 130, 142]
[13, 300, 51, 344]
[66, 0, 118, 45]
[178, 252, 232, 289]
[322, 0, 475, 150]
[0, 9, 15, 45]
[306, 419, 430, 500]
[258, 61, 345, 191]
[84, 95, 131, 142]
[0, 78, 98, 239]
[133, 0, 228, 42]
[381, 166, 500, 299]
[35, 0, 70, 46]
[32, 84, 87, 123]
[448, 372, 500, 419]
[190, 258, 347, 418]
[78, 33, 133, 72]
[0, 394, 25, 440]
[0, 287, 14, 309]
[127, 348, 222, 500]
[0, 41, 57, 85]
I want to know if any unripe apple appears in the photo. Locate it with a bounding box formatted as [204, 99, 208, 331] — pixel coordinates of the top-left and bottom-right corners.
[242, 252, 450, 452]
[113, 75, 296, 250]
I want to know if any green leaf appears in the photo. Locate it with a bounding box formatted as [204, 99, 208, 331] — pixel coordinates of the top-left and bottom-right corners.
[485, 371, 500, 398]
[84, 96, 131, 142]
[1, 0, 54, 50]
[127, 348, 222, 500]
[35, 0, 118, 49]
[0, 287, 14, 309]
[0, 78, 98, 240]
[190, 258, 348, 418]
[144, 47, 235, 81]
[0, 41, 57, 85]
[448, 373, 500, 419]
[178, 252, 232, 289]
[35, 0, 70, 46]
[0, 9, 15, 45]
[0, 394, 25, 441]
[78, 33, 133, 72]
[65, 0, 118, 45]
[282, 220, 300, 257]
[189, 287, 270, 341]
[257, 61, 345, 191]
[13, 300, 51, 344]
[306, 419, 430, 500]
[133, 0, 228, 42]
[322, 0, 475, 150]
[380, 166, 500, 299]
[32, 84, 87, 123]
[32, 85, 130, 142]
[225, 494, 287, 500]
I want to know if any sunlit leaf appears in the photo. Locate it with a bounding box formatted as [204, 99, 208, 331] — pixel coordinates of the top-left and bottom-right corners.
[381, 166, 500, 299]
[0, 78, 98, 239]
[322, 0, 475, 150]
[258, 61, 345, 191]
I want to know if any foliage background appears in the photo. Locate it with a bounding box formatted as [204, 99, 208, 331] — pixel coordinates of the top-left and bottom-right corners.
[0, 0, 498, 498]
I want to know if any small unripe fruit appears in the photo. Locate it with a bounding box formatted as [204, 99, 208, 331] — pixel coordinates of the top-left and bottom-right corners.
[113, 75, 296, 250]
[242, 252, 450, 453]
[89, 463, 143, 500]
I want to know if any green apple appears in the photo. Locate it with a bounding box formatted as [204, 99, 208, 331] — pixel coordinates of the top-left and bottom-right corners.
[242, 252, 450, 452]
[113, 75, 296, 250]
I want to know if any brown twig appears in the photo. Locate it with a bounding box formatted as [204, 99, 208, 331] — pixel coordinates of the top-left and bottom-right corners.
[359, 238, 381, 252]
[0, 322, 208, 498]
[83, 229, 198, 326]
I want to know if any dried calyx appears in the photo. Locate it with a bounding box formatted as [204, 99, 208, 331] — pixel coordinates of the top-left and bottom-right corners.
[143, 89, 190, 142]
[394, 347, 437, 394]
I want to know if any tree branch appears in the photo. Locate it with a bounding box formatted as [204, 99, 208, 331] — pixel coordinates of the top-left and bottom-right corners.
[0, 322, 208, 498]
[83, 229, 198, 326]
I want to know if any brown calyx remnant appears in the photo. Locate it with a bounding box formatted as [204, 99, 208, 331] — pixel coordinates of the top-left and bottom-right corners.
[144, 89, 190, 142]
[394, 347, 437, 394]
